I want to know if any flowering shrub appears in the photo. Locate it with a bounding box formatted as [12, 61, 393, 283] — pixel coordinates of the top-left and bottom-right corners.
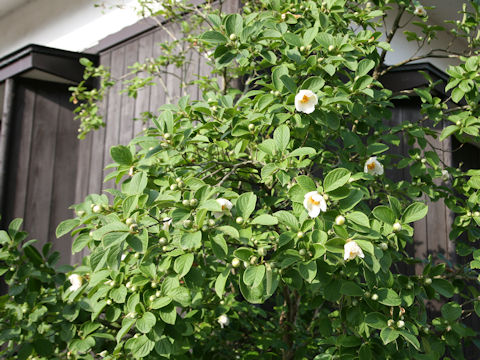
[3, 0, 480, 359]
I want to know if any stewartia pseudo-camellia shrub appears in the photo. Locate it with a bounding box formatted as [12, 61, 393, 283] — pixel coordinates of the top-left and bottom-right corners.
[3, 0, 480, 359]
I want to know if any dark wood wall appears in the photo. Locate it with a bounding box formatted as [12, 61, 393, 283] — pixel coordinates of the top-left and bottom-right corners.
[2, 79, 79, 264]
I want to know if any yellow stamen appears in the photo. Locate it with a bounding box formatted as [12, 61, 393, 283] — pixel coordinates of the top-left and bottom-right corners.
[309, 196, 320, 206]
[300, 94, 310, 103]
[221, 205, 226, 210]
[367, 162, 376, 170]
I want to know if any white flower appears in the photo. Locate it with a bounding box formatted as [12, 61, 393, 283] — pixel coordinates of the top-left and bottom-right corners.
[364, 156, 384, 176]
[414, 5, 426, 16]
[121, 253, 127, 261]
[303, 191, 327, 218]
[295, 89, 318, 114]
[68, 274, 83, 291]
[218, 314, 230, 328]
[163, 217, 172, 231]
[214, 198, 233, 218]
[441, 169, 450, 181]
[344, 240, 365, 261]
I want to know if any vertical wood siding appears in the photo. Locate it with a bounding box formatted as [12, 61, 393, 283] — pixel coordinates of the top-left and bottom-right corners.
[2, 79, 78, 264]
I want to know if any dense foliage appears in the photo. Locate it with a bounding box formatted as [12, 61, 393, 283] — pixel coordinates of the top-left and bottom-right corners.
[3, 0, 480, 359]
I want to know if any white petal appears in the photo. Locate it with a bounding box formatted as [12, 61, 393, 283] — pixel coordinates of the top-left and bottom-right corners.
[308, 206, 321, 218]
[319, 197, 327, 212]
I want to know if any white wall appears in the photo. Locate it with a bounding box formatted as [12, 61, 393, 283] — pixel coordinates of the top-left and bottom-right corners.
[0, 0, 143, 58]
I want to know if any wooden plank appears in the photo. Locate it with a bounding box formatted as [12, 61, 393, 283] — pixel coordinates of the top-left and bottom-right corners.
[148, 27, 168, 118]
[4, 82, 35, 225]
[165, 22, 183, 106]
[23, 82, 60, 248]
[119, 40, 138, 146]
[134, 32, 153, 136]
[102, 46, 125, 191]
[88, 52, 110, 195]
[49, 89, 78, 264]
[183, 40, 200, 101]
[74, 128, 93, 203]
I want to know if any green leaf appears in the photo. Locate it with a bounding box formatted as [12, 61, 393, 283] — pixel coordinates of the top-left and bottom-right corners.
[376, 288, 401, 306]
[295, 175, 316, 192]
[243, 265, 266, 287]
[150, 297, 172, 309]
[233, 247, 254, 261]
[211, 234, 228, 259]
[283, 32, 303, 47]
[217, 225, 239, 239]
[340, 281, 363, 296]
[440, 125, 459, 141]
[169, 287, 191, 306]
[56, 219, 80, 238]
[367, 143, 389, 155]
[365, 312, 388, 329]
[303, 25, 319, 45]
[136, 312, 156, 333]
[236, 192, 257, 219]
[325, 238, 345, 253]
[280, 74, 297, 94]
[127, 172, 148, 195]
[129, 334, 154, 358]
[346, 211, 369, 227]
[274, 125, 290, 152]
[298, 261, 317, 282]
[401, 202, 428, 224]
[288, 147, 316, 158]
[117, 317, 135, 342]
[110, 285, 128, 303]
[357, 59, 375, 77]
[324, 168, 351, 192]
[272, 66, 289, 92]
[380, 328, 399, 345]
[174, 253, 194, 278]
[451, 87, 464, 103]
[110, 145, 133, 165]
[432, 279, 454, 298]
[180, 231, 202, 250]
[225, 13, 243, 35]
[159, 304, 177, 325]
[372, 206, 396, 225]
[300, 77, 325, 92]
[274, 211, 299, 230]
[251, 214, 278, 225]
[215, 268, 230, 298]
[201, 31, 228, 45]
[441, 302, 462, 322]
[398, 330, 420, 350]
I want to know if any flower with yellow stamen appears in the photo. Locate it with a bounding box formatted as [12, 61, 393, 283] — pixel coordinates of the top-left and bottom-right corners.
[414, 4, 426, 16]
[344, 240, 365, 261]
[295, 89, 318, 114]
[303, 191, 327, 218]
[364, 156, 384, 176]
[214, 198, 233, 218]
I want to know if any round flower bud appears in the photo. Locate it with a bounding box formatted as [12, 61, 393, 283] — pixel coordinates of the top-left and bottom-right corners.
[189, 198, 198, 207]
[243, 261, 249, 268]
[92, 205, 102, 213]
[421, 158, 427, 164]
[149, 295, 156, 301]
[249, 256, 258, 265]
[456, 121, 461, 126]
[131, 286, 136, 291]
[299, 249, 306, 256]
[134, 334, 139, 339]
[163, 133, 171, 139]
[335, 215, 345, 226]
[232, 258, 241, 267]
[170, 184, 178, 191]
[248, 123, 255, 131]
[257, 247, 266, 257]
[424, 277, 432, 285]
[351, 299, 358, 306]
[236, 217, 244, 225]
[175, 177, 182, 183]
[229, 33, 237, 41]
[281, 13, 286, 20]
[156, 290, 161, 297]
[371, 293, 378, 301]
[392, 222, 402, 232]
[274, 90, 281, 97]
[474, 211, 480, 217]
[162, 245, 168, 251]
[159, 237, 167, 245]
[300, 46, 305, 52]
[379, 242, 388, 251]
[387, 319, 395, 327]
[183, 219, 192, 228]
[328, 45, 335, 52]
[297, 231, 304, 238]
[126, 282, 132, 289]
[202, 225, 208, 231]
[125, 217, 134, 226]
[467, 211, 472, 217]
[397, 320, 405, 328]
[129, 223, 138, 233]
[151, 281, 157, 288]
[134, 253, 140, 259]
[106, 299, 112, 305]
[9, 266, 15, 272]
[208, 219, 216, 227]
[77, 210, 85, 217]
[182, 199, 190, 206]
